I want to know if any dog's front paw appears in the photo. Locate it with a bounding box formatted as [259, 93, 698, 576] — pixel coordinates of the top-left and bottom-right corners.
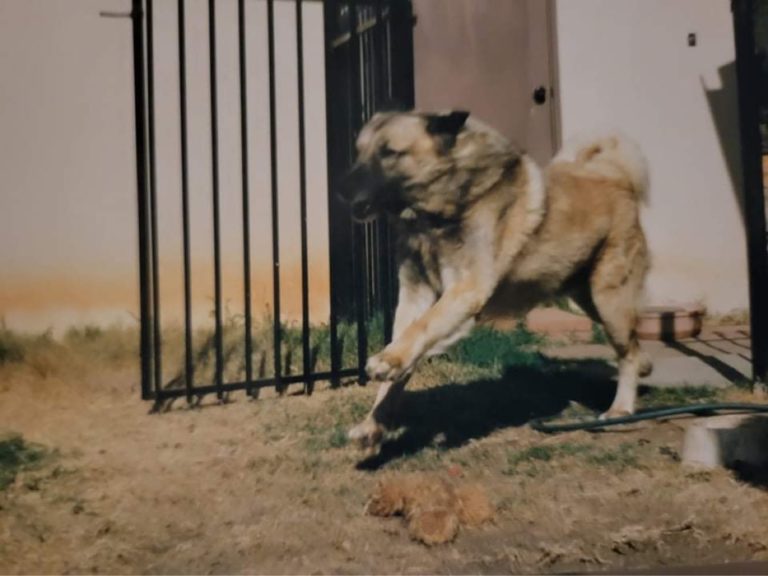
[598, 407, 634, 421]
[366, 348, 407, 382]
[348, 418, 384, 452]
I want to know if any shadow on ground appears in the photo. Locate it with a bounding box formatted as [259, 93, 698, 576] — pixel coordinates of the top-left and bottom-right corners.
[666, 339, 751, 385]
[720, 416, 768, 490]
[358, 356, 621, 470]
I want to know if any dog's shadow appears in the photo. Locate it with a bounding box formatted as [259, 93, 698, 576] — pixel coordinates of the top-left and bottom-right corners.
[357, 357, 622, 470]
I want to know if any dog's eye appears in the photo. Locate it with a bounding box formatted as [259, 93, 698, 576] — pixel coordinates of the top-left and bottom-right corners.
[381, 145, 402, 159]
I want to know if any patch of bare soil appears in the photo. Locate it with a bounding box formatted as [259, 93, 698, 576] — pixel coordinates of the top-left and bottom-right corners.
[1, 349, 767, 574]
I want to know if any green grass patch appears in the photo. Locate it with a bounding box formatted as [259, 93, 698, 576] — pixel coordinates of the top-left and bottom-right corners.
[304, 422, 351, 452]
[556, 442, 596, 457]
[0, 309, 550, 388]
[640, 386, 721, 408]
[62, 325, 138, 365]
[591, 323, 609, 344]
[0, 323, 54, 366]
[152, 312, 547, 388]
[585, 442, 638, 468]
[0, 322, 137, 370]
[327, 425, 349, 449]
[0, 328, 25, 365]
[504, 441, 639, 475]
[448, 324, 544, 368]
[0, 434, 47, 490]
[507, 445, 556, 467]
[175, 310, 386, 386]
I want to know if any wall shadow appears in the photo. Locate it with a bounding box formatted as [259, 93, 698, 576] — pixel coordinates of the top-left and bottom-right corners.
[701, 62, 746, 225]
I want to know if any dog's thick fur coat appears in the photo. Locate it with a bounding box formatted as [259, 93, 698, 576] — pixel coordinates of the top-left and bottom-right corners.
[340, 111, 651, 449]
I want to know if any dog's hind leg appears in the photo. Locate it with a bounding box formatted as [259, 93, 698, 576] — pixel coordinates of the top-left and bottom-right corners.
[577, 238, 650, 419]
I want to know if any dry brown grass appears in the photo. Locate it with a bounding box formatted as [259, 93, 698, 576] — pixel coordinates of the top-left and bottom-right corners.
[1, 325, 768, 573]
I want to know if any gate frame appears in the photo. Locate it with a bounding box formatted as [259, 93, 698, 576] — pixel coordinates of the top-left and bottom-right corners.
[130, 0, 414, 404]
[732, 0, 768, 388]
[132, 0, 768, 402]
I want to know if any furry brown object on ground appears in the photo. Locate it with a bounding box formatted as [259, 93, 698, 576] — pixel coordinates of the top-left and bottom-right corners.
[366, 473, 494, 545]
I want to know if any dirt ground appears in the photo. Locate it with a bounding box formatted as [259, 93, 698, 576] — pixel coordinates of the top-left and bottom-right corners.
[1, 334, 768, 575]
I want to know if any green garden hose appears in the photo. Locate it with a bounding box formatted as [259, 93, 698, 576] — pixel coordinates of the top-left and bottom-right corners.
[530, 402, 768, 433]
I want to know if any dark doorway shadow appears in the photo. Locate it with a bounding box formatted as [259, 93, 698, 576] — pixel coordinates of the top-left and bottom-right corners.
[357, 357, 620, 469]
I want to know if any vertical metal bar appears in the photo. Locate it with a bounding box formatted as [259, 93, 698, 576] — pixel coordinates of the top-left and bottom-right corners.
[388, 2, 399, 325]
[238, 0, 254, 396]
[381, 0, 411, 346]
[146, 0, 163, 397]
[361, 13, 370, 119]
[322, 0, 343, 384]
[367, 18, 379, 321]
[353, 232, 368, 382]
[369, 222, 377, 316]
[363, 15, 374, 319]
[384, 3, 398, 339]
[733, 0, 768, 386]
[131, 0, 153, 400]
[178, 0, 194, 400]
[349, 0, 368, 381]
[378, 218, 392, 343]
[208, 0, 224, 401]
[348, 1, 362, 141]
[267, 0, 283, 391]
[367, 10, 376, 116]
[361, 19, 379, 318]
[390, 0, 415, 109]
[295, 0, 312, 394]
[372, 0, 393, 343]
[385, 3, 393, 101]
[361, 16, 374, 323]
[373, 0, 387, 109]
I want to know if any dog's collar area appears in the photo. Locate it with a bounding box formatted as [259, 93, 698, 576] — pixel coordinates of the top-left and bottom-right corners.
[397, 207, 462, 229]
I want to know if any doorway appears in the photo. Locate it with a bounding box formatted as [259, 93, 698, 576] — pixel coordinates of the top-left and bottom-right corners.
[412, 0, 559, 165]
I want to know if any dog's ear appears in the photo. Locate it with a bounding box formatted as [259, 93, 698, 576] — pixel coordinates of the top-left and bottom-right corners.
[425, 111, 469, 151]
[425, 111, 470, 137]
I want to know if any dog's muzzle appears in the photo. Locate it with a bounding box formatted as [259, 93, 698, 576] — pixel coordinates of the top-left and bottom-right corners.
[339, 164, 381, 221]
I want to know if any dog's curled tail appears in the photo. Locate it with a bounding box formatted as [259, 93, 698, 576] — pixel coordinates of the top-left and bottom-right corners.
[553, 132, 649, 203]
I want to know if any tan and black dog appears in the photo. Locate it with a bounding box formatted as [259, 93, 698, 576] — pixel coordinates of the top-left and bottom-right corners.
[339, 110, 652, 449]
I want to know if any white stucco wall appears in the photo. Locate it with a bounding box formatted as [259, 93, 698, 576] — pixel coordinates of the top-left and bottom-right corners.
[2, 0, 749, 334]
[555, 0, 748, 315]
[0, 0, 330, 333]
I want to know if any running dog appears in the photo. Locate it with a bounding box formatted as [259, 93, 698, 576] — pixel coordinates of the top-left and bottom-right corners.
[339, 110, 652, 449]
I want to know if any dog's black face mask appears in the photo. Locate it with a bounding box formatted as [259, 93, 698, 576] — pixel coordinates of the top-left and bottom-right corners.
[339, 163, 405, 222]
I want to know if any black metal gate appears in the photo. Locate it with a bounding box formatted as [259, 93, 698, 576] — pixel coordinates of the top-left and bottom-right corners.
[130, 0, 414, 404]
